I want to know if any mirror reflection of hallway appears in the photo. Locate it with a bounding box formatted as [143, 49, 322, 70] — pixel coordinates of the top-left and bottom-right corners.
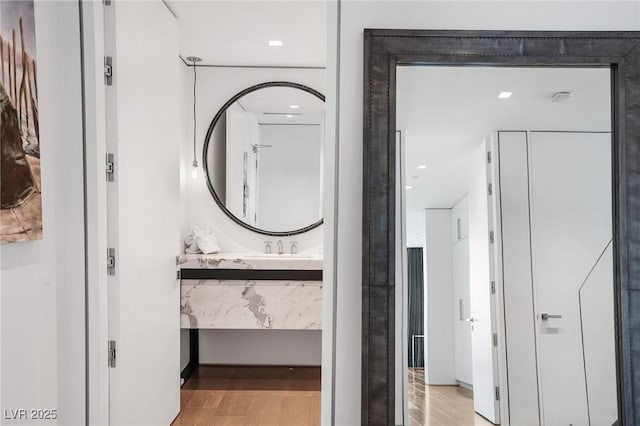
[398, 66, 616, 426]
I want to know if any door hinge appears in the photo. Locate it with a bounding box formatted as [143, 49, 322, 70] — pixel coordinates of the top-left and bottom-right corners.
[104, 56, 113, 86]
[487, 151, 492, 164]
[493, 333, 498, 347]
[108, 340, 116, 368]
[103, 0, 112, 5]
[107, 248, 116, 276]
[176, 269, 181, 280]
[106, 153, 115, 182]
[488, 183, 493, 196]
[489, 231, 495, 244]
[495, 386, 500, 401]
[491, 280, 496, 294]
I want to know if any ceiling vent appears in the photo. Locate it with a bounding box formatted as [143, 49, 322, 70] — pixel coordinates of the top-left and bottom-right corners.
[551, 91, 572, 103]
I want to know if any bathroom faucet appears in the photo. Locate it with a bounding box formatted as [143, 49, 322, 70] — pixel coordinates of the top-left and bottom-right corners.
[290, 241, 298, 254]
[264, 241, 272, 254]
[277, 240, 284, 254]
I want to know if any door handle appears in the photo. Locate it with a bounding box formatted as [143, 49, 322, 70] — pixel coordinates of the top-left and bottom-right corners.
[541, 313, 562, 321]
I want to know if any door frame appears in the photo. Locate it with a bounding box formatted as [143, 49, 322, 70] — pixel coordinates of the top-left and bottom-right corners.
[362, 29, 640, 426]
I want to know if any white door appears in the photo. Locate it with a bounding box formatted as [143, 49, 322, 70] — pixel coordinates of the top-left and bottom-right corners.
[468, 140, 500, 424]
[529, 131, 616, 426]
[105, 1, 181, 425]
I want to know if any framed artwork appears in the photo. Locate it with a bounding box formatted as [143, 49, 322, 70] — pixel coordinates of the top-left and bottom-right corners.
[1, 0, 41, 244]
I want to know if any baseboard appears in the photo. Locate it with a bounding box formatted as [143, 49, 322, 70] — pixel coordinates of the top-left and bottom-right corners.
[457, 380, 473, 391]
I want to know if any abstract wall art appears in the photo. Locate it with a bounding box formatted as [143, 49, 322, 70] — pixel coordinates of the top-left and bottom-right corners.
[0, 0, 41, 244]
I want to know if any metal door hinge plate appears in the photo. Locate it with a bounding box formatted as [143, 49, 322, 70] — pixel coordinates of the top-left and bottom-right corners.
[104, 56, 113, 86]
[107, 248, 116, 276]
[491, 280, 496, 294]
[106, 153, 115, 182]
[495, 386, 500, 401]
[489, 231, 495, 244]
[493, 333, 498, 347]
[108, 340, 116, 368]
[487, 151, 492, 164]
[488, 183, 493, 196]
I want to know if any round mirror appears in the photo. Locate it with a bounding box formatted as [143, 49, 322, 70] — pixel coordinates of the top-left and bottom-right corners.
[203, 82, 325, 236]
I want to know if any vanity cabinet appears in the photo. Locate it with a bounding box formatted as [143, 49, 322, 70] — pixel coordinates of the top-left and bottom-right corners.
[179, 254, 323, 330]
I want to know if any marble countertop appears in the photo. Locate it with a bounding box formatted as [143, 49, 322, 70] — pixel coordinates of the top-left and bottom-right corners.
[179, 253, 323, 270]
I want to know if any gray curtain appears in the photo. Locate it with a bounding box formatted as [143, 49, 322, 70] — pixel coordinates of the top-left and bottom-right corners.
[407, 248, 424, 368]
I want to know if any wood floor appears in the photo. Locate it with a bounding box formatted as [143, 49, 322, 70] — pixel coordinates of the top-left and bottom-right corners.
[408, 368, 493, 426]
[173, 365, 320, 426]
[175, 366, 489, 426]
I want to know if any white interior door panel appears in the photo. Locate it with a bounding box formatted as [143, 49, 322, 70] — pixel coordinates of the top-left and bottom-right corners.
[105, 2, 181, 424]
[497, 131, 541, 426]
[529, 131, 614, 426]
[469, 139, 500, 424]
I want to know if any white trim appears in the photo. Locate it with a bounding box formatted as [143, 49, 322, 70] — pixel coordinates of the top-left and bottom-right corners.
[80, 0, 109, 424]
[322, 1, 340, 424]
[489, 132, 512, 426]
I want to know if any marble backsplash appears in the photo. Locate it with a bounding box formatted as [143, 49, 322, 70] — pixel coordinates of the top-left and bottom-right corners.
[181, 279, 322, 330]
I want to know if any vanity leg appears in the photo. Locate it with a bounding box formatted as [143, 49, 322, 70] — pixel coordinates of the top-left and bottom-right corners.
[180, 329, 199, 384]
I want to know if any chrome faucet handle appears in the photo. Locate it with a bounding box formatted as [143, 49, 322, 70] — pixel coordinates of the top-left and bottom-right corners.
[276, 240, 284, 254]
[264, 241, 272, 254]
[289, 241, 298, 254]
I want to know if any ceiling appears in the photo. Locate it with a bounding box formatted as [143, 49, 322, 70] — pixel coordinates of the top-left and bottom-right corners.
[237, 86, 325, 124]
[166, 0, 327, 67]
[397, 66, 611, 247]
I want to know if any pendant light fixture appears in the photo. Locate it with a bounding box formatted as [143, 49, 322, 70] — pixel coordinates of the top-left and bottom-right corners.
[186, 56, 202, 179]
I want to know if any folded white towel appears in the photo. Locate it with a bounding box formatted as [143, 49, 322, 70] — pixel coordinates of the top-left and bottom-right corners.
[184, 226, 221, 254]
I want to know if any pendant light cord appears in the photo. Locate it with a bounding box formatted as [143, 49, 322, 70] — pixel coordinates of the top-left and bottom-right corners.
[192, 61, 198, 166]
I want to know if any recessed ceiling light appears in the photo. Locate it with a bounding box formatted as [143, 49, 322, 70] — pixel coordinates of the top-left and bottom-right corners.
[268, 40, 283, 47]
[289, 104, 300, 109]
[286, 114, 293, 118]
[418, 165, 427, 169]
[498, 92, 512, 99]
[405, 185, 413, 190]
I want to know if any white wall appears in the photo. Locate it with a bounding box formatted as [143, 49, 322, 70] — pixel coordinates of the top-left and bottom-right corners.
[423, 209, 456, 385]
[199, 330, 322, 366]
[258, 124, 322, 231]
[328, 1, 640, 424]
[451, 196, 473, 386]
[0, 2, 86, 424]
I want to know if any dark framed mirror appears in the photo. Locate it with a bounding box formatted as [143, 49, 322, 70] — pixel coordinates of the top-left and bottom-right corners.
[203, 81, 325, 236]
[363, 30, 640, 426]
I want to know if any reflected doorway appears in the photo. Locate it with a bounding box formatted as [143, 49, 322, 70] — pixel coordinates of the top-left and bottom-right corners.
[397, 66, 616, 426]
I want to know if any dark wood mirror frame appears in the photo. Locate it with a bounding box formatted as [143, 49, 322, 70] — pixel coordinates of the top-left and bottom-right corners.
[362, 29, 640, 426]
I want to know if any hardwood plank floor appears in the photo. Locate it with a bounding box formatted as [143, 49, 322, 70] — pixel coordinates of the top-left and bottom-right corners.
[408, 368, 493, 426]
[173, 366, 320, 426]
[176, 366, 490, 425]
